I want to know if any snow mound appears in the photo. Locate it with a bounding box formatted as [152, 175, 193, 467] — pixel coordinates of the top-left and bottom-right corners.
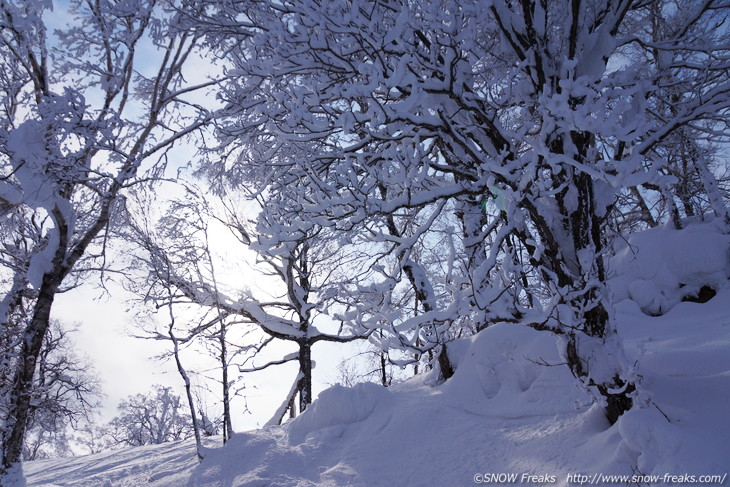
[610, 219, 730, 315]
[615, 290, 730, 478]
[109, 324, 606, 487]
[442, 322, 588, 417]
[287, 382, 393, 444]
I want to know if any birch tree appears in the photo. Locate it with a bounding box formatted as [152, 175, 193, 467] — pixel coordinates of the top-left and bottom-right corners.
[127, 185, 370, 421]
[0, 0, 211, 475]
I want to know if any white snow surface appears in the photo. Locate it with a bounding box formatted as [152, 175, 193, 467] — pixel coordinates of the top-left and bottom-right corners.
[609, 218, 730, 316]
[22, 221, 730, 486]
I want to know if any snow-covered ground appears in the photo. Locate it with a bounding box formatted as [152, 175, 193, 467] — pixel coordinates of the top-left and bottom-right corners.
[23, 220, 730, 486]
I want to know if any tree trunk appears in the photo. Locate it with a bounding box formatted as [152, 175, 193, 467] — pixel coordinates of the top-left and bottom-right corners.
[297, 342, 312, 414]
[2, 205, 71, 476]
[168, 322, 204, 460]
[629, 186, 657, 228]
[694, 155, 730, 225]
[2, 274, 59, 473]
[220, 323, 233, 443]
[564, 172, 634, 424]
[437, 344, 454, 381]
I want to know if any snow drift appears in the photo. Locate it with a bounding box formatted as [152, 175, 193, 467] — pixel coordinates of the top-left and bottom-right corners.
[609, 218, 730, 316]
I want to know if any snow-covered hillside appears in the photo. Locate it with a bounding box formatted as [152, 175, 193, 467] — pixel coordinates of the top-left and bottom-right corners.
[23, 220, 730, 486]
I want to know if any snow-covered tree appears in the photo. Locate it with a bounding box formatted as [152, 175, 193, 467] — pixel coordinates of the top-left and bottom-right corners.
[0, 0, 211, 473]
[73, 423, 113, 456]
[197, 0, 730, 423]
[21, 320, 101, 461]
[126, 184, 370, 423]
[123, 185, 252, 447]
[107, 385, 192, 447]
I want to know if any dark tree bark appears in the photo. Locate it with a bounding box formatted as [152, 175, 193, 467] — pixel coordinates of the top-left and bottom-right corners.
[561, 168, 635, 424]
[296, 342, 313, 413]
[219, 323, 233, 443]
[2, 203, 70, 472]
[379, 352, 389, 387]
[3, 276, 59, 472]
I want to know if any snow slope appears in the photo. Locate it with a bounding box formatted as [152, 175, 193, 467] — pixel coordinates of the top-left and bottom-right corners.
[23, 220, 730, 486]
[24, 438, 205, 487]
